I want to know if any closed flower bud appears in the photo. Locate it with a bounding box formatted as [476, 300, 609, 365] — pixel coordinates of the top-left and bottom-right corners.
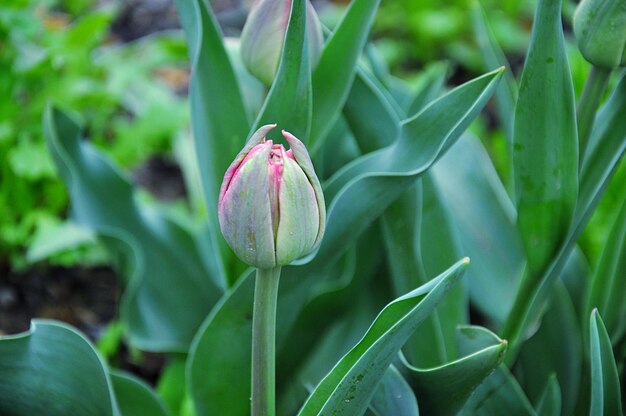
[218, 125, 325, 269]
[240, 0, 324, 85]
[574, 0, 626, 68]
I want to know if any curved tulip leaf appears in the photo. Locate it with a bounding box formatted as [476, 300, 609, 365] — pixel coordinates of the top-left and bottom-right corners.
[297, 258, 469, 416]
[405, 325, 507, 416]
[110, 371, 170, 416]
[344, 68, 401, 153]
[430, 134, 525, 325]
[512, 0, 578, 277]
[175, 0, 250, 284]
[318, 68, 503, 264]
[187, 269, 255, 416]
[404, 62, 449, 116]
[369, 365, 419, 416]
[589, 310, 622, 416]
[44, 106, 221, 351]
[461, 364, 536, 416]
[501, 72, 626, 359]
[586, 190, 626, 343]
[517, 283, 581, 416]
[536, 375, 561, 416]
[470, 0, 517, 142]
[309, 0, 381, 153]
[253, 0, 312, 139]
[0, 320, 119, 416]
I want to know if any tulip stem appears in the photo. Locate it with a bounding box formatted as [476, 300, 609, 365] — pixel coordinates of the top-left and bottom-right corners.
[252, 266, 281, 416]
[577, 65, 611, 160]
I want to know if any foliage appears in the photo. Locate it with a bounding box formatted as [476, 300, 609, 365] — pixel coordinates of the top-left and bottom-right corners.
[1, 0, 626, 415]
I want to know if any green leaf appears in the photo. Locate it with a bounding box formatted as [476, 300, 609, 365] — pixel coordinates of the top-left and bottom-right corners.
[318, 68, 503, 264]
[309, 0, 381, 153]
[512, 0, 578, 276]
[252, 0, 311, 139]
[586, 190, 626, 343]
[470, 0, 517, 142]
[157, 359, 188, 416]
[369, 365, 419, 416]
[187, 269, 255, 416]
[536, 375, 561, 416]
[404, 62, 449, 116]
[406, 326, 508, 416]
[461, 365, 536, 416]
[430, 134, 525, 325]
[44, 106, 221, 352]
[517, 283, 581, 416]
[110, 370, 170, 416]
[26, 220, 97, 263]
[175, 0, 250, 283]
[0, 320, 119, 416]
[589, 310, 622, 416]
[297, 258, 469, 416]
[343, 68, 400, 154]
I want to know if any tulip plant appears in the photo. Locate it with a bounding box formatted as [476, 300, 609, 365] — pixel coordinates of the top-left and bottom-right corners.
[1, 0, 625, 414]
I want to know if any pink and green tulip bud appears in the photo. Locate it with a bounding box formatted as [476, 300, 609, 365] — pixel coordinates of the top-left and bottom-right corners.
[240, 0, 324, 85]
[574, 0, 626, 69]
[218, 125, 325, 269]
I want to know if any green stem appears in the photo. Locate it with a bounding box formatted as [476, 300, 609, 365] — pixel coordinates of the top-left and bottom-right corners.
[577, 65, 611, 158]
[252, 267, 281, 416]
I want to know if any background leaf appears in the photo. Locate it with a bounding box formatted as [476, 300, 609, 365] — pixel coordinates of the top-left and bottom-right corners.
[0, 320, 119, 416]
[110, 370, 170, 416]
[369, 365, 419, 416]
[589, 310, 622, 416]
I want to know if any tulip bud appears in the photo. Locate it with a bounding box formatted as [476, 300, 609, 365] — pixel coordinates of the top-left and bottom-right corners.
[573, 0, 626, 69]
[240, 0, 324, 85]
[218, 125, 325, 268]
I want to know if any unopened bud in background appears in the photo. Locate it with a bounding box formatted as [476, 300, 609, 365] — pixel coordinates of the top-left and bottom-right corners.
[240, 0, 324, 85]
[573, 0, 626, 69]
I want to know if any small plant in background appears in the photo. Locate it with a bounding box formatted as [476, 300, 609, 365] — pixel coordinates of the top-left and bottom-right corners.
[0, 0, 625, 416]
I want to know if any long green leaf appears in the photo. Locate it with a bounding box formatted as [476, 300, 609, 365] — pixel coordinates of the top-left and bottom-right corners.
[369, 365, 419, 416]
[110, 371, 170, 416]
[405, 326, 507, 416]
[430, 134, 525, 325]
[461, 365, 536, 416]
[517, 283, 581, 416]
[297, 258, 469, 416]
[44, 106, 221, 352]
[589, 310, 622, 416]
[252, 0, 312, 139]
[309, 0, 381, 153]
[0, 320, 119, 416]
[536, 375, 562, 416]
[318, 68, 503, 264]
[586, 189, 626, 343]
[470, 0, 517, 142]
[512, 0, 578, 277]
[175, 0, 251, 283]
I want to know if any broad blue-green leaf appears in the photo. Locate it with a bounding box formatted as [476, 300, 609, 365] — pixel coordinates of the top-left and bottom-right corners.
[405, 326, 507, 416]
[586, 190, 626, 343]
[309, 0, 381, 153]
[175, 0, 250, 283]
[297, 258, 469, 416]
[44, 106, 221, 351]
[517, 283, 581, 416]
[187, 269, 255, 416]
[319, 69, 503, 264]
[470, 0, 517, 142]
[501, 72, 626, 358]
[110, 371, 170, 416]
[460, 364, 536, 416]
[0, 320, 119, 416]
[536, 375, 561, 416]
[589, 310, 622, 416]
[512, 0, 578, 276]
[344, 68, 400, 153]
[252, 0, 311, 139]
[430, 134, 525, 325]
[369, 365, 419, 416]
